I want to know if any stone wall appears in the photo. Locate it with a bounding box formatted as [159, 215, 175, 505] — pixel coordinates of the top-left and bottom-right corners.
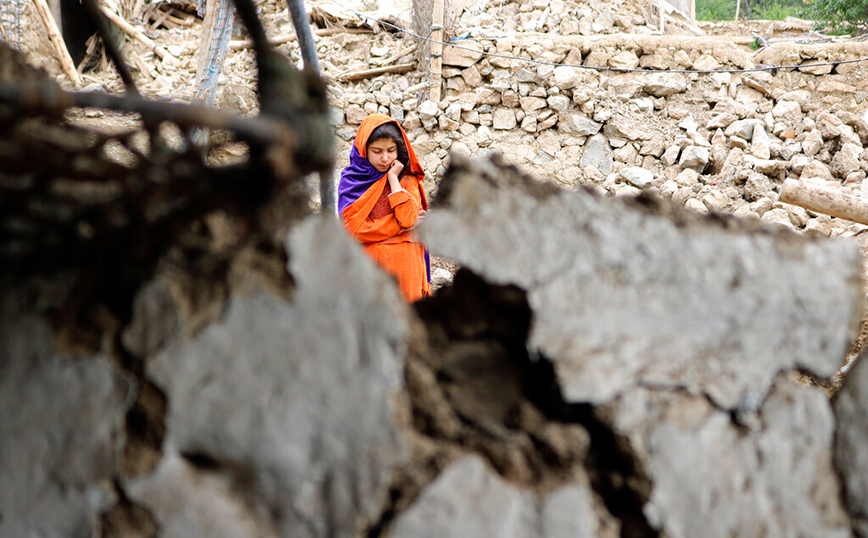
[331, 37, 868, 236]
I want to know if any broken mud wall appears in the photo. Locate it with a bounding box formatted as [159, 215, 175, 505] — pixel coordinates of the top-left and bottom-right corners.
[3, 152, 868, 537]
[331, 36, 868, 238]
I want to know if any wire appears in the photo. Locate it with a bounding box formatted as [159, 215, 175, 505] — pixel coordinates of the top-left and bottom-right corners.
[325, 0, 868, 76]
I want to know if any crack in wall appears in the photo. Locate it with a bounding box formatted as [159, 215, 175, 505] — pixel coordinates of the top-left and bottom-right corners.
[363, 268, 661, 538]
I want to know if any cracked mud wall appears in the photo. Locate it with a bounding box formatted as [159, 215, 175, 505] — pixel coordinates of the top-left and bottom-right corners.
[2, 155, 868, 538]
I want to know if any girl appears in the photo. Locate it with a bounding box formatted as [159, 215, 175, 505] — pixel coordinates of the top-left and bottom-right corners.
[338, 114, 430, 302]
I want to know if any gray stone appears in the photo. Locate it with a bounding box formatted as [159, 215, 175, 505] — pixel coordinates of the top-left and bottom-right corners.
[520, 96, 547, 112]
[661, 145, 681, 167]
[391, 456, 617, 538]
[550, 66, 580, 90]
[742, 71, 775, 95]
[608, 381, 850, 538]
[798, 59, 833, 75]
[679, 146, 710, 172]
[750, 125, 771, 160]
[0, 309, 131, 538]
[558, 113, 602, 136]
[831, 143, 864, 178]
[725, 119, 755, 141]
[744, 173, 775, 201]
[643, 73, 688, 97]
[835, 352, 868, 535]
[771, 100, 802, 124]
[801, 160, 834, 181]
[580, 134, 613, 175]
[129, 216, 413, 538]
[547, 95, 570, 112]
[443, 40, 484, 67]
[620, 166, 653, 188]
[707, 113, 737, 130]
[802, 129, 823, 157]
[493, 108, 517, 130]
[609, 51, 640, 70]
[702, 190, 730, 211]
[346, 104, 367, 125]
[418, 100, 440, 122]
[421, 158, 860, 408]
[537, 130, 561, 157]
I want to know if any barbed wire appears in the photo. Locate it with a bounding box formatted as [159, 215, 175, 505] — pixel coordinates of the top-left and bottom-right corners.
[325, 0, 868, 76]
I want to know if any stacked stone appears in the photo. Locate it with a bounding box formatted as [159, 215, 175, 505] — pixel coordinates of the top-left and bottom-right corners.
[331, 36, 868, 237]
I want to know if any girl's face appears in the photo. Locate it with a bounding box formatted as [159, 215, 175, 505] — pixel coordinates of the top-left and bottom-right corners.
[367, 137, 398, 172]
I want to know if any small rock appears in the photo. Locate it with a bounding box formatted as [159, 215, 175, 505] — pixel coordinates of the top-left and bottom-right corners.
[610, 51, 640, 70]
[643, 73, 688, 97]
[702, 190, 729, 212]
[707, 113, 738, 130]
[443, 40, 483, 67]
[547, 95, 570, 112]
[580, 134, 613, 175]
[761, 208, 795, 230]
[558, 113, 602, 136]
[537, 130, 561, 156]
[802, 130, 823, 157]
[661, 145, 681, 167]
[725, 119, 755, 141]
[620, 166, 654, 188]
[493, 108, 517, 130]
[346, 104, 367, 124]
[771, 101, 802, 124]
[685, 198, 708, 213]
[551, 66, 580, 89]
[751, 125, 771, 160]
[679, 146, 710, 172]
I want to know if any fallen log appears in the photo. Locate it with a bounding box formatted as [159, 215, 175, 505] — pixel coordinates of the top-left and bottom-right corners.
[778, 178, 868, 226]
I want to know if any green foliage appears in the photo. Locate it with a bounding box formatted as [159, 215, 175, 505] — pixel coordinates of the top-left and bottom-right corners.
[696, 0, 736, 21]
[801, 0, 868, 35]
[696, 0, 803, 21]
[753, 1, 802, 19]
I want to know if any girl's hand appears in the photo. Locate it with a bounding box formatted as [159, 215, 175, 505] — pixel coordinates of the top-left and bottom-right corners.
[388, 160, 404, 180]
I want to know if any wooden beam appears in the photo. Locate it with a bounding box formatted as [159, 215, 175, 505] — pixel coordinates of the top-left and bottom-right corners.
[32, 0, 82, 85]
[429, 0, 444, 103]
[339, 62, 415, 82]
[229, 28, 372, 50]
[99, 5, 175, 62]
[778, 179, 868, 226]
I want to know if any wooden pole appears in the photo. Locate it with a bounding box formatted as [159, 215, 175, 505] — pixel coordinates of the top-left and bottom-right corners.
[429, 0, 444, 103]
[228, 28, 372, 50]
[99, 5, 175, 61]
[32, 0, 82, 85]
[734, 0, 740, 21]
[778, 179, 868, 226]
[690, 0, 696, 21]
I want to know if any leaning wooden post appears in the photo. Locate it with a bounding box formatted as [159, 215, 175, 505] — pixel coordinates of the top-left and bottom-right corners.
[32, 0, 82, 85]
[734, 0, 740, 21]
[778, 179, 868, 227]
[428, 0, 444, 103]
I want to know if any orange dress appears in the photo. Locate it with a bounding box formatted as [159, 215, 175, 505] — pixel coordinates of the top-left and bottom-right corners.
[340, 115, 431, 302]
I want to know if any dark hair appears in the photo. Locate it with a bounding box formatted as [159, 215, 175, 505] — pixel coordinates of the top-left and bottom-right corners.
[367, 122, 410, 176]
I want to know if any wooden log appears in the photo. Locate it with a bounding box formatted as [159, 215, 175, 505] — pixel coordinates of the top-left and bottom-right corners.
[32, 0, 82, 85]
[338, 62, 415, 82]
[429, 0, 444, 102]
[99, 5, 175, 62]
[778, 178, 868, 226]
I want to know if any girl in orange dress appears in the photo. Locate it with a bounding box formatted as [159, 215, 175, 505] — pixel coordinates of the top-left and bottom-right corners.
[338, 114, 431, 302]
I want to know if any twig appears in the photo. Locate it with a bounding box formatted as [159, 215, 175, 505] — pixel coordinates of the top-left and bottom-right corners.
[339, 62, 415, 82]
